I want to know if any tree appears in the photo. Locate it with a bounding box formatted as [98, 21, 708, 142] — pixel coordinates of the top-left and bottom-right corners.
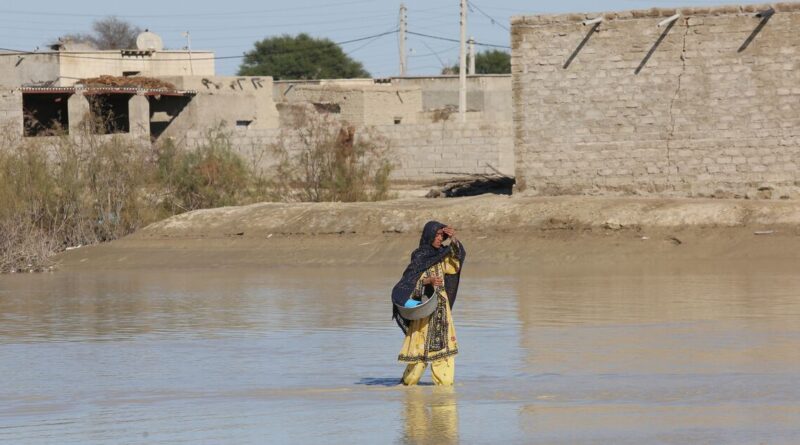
[442, 49, 511, 75]
[59, 16, 141, 50]
[238, 33, 370, 80]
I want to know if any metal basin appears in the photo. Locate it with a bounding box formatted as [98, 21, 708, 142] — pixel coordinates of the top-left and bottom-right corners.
[394, 291, 438, 320]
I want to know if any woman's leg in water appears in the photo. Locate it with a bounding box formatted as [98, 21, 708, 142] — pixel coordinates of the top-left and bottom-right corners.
[402, 362, 427, 385]
[430, 357, 455, 385]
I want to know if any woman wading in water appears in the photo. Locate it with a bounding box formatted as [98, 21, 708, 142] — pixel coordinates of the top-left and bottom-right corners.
[391, 221, 466, 386]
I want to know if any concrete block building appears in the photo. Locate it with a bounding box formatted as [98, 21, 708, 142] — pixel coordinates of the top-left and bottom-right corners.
[512, 3, 800, 198]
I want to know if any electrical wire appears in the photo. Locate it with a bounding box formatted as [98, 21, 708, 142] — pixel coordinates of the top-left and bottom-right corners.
[149, 12, 399, 33]
[346, 27, 398, 55]
[408, 44, 458, 59]
[409, 39, 452, 71]
[0, 1, 378, 19]
[405, 31, 509, 49]
[467, 0, 510, 32]
[0, 30, 399, 62]
[189, 21, 398, 44]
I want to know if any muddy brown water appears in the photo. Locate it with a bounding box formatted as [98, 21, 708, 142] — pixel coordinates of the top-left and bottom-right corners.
[1, 260, 799, 444]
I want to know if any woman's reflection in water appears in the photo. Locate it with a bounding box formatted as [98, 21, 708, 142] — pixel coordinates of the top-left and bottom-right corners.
[400, 387, 459, 445]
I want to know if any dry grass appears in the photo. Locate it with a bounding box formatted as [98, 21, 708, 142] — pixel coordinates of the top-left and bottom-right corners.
[0, 126, 159, 272]
[156, 125, 250, 212]
[268, 109, 394, 202]
[0, 217, 58, 273]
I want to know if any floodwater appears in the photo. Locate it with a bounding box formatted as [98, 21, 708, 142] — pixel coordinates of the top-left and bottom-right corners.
[1, 260, 800, 444]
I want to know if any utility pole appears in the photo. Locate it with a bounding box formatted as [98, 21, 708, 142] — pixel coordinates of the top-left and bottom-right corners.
[399, 3, 407, 76]
[459, 0, 467, 122]
[182, 31, 193, 75]
[468, 36, 476, 75]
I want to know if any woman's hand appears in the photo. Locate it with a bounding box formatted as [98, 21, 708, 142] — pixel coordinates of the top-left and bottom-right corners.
[443, 226, 456, 241]
[423, 276, 444, 287]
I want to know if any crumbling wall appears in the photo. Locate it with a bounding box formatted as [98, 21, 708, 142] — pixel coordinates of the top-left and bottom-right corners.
[513, 4, 800, 198]
[362, 88, 421, 125]
[284, 86, 364, 125]
[391, 75, 512, 122]
[282, 85, 422, 126]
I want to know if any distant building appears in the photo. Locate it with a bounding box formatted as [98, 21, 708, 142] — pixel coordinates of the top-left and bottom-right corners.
[0, 32, 282, 139]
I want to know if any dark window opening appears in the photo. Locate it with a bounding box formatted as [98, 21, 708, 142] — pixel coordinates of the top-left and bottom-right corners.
[23, 93, 71, 137]
[122, 71, 141, 77]
[236, 120, 252, 128]
[87, 94, 132, 134]
[148, 95, 192, 140]
[394, 117, 402, 124]
[313, 102, 341, 114]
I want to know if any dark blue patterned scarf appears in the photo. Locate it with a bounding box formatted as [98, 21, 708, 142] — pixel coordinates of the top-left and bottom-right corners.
[391, 220, 466, 334]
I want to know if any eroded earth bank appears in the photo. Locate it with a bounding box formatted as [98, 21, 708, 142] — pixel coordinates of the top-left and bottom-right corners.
[56, 195, 800, 271]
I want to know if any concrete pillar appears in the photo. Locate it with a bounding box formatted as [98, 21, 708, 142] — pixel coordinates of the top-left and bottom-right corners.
[0, 90, 23, 137]
[67, 93, 90, 135]
[128, 94, 150, 138]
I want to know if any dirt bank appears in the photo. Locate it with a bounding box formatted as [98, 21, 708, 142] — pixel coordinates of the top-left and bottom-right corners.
[56, 195, 800, 271]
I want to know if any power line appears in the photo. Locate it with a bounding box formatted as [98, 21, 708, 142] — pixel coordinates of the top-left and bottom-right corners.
[346, 27, 398, 56]
[408, 44, 459, 59]
[189, 22, 398, 44]
[459, 5, 543, 13]
[411, 39, 451, 70]
[0, 30, 399, 62]
[0, 1, 377, 19]
[467, 0, 510, 32]
[0, 12, 396, 35]
[405, 30, 509, 49]
[145, 12, 399, 33]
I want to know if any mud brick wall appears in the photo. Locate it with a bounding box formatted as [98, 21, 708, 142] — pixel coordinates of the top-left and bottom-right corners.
[182, 121, 513, 183]
[512, 3, 800, 198]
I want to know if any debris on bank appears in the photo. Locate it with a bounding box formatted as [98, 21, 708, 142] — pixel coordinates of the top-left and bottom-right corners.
[76, 75, 176, 90]
[426, 173, 515, 198]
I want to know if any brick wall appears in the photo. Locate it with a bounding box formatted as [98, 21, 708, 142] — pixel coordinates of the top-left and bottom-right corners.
[376, 121, 513, 181]
[512, 4, 800, 198]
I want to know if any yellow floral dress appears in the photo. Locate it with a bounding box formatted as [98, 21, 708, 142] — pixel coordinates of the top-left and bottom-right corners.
[398, 254, 461, 385]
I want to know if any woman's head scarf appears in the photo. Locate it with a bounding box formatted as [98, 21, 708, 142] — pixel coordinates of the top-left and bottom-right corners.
[391, 220, 466, 334]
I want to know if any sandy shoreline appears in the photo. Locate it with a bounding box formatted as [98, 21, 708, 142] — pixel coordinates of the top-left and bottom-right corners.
[54, 195, 800, 271]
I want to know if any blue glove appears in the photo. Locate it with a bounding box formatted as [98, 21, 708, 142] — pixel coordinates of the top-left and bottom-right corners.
[404, 299, 421, 308]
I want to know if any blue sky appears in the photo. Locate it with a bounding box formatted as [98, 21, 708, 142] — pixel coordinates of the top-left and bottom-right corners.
[0, 0, 773, 77]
